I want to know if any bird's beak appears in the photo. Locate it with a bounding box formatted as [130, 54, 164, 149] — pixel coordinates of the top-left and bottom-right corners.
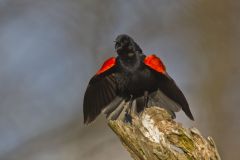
[128, 52, 135, 57]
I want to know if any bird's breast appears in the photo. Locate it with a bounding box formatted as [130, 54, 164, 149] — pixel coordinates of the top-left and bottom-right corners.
[117, 68, 158, 97]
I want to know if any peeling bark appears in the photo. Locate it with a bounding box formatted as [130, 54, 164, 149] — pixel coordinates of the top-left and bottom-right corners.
[108, 107, 221, 160]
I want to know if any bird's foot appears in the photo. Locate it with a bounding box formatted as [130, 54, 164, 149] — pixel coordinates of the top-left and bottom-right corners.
[124, 98, 138, 124]
[124, 113, 132, 123]
[144, 91, 149, 108]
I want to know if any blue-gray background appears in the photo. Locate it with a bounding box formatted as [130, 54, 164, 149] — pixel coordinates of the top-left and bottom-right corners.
[0, 0, 239, 159]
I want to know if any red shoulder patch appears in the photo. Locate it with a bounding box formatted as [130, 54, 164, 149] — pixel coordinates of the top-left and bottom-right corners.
[144, 54, 166, 74]
[96, 57, 116, 75]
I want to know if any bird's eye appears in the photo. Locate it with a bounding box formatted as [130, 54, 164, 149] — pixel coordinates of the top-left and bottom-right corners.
[115, 42, 120, 48]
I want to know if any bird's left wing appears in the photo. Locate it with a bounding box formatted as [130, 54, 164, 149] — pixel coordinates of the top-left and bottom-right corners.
[144, 54, 194, 120]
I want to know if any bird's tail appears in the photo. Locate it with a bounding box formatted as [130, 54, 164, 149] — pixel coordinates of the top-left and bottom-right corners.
[102, 89, 183, 121]
[136, 89, 181, 119]
[102, 96, 128, 121]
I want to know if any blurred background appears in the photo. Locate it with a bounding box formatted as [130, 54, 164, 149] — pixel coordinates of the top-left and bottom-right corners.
[0, 0, 239, 159]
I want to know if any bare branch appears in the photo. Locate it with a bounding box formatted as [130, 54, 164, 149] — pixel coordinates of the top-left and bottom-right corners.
[108, 107, 221, 160]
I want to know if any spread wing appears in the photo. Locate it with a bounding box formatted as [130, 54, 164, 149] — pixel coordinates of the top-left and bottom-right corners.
[144, 54, 194, 120]
[83, 57, 119, 124]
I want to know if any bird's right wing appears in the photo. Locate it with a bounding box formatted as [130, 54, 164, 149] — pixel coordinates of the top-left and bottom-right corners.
[83, 58, 122, 124]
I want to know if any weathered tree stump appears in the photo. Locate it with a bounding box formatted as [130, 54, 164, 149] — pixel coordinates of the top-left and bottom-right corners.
[108, 107, 221, 160]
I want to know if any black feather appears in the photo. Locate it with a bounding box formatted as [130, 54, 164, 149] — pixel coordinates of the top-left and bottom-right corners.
[156, 72, 194, 120]
[83, 67, 120, 124]
[84, 35, 194, 123]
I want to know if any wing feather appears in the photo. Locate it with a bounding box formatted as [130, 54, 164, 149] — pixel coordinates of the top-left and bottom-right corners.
[157, 72, 194, 120]
[144, 55, 194, 120]
[83, 68, 119, 124]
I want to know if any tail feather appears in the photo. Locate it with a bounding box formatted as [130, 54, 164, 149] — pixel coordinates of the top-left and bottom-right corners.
[135, 90, 180, 119]
[106, 101, 128, 120]
[149, 90, 181, 112]
[102, 97, 124, 118]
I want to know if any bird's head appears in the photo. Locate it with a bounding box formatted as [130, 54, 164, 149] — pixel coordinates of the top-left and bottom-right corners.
[114, 34, 142, 58]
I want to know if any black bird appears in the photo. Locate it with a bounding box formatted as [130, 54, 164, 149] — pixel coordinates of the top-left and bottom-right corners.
[83, 34, 194, 124]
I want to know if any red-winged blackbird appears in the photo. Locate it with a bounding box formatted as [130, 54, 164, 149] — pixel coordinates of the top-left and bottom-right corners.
[83, 34, 194, 124]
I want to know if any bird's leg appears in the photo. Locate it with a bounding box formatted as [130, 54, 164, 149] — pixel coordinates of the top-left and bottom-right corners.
[129, 95, 133, 115]
[144, 91, 149, 108]
[124, 95, 133, 123]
